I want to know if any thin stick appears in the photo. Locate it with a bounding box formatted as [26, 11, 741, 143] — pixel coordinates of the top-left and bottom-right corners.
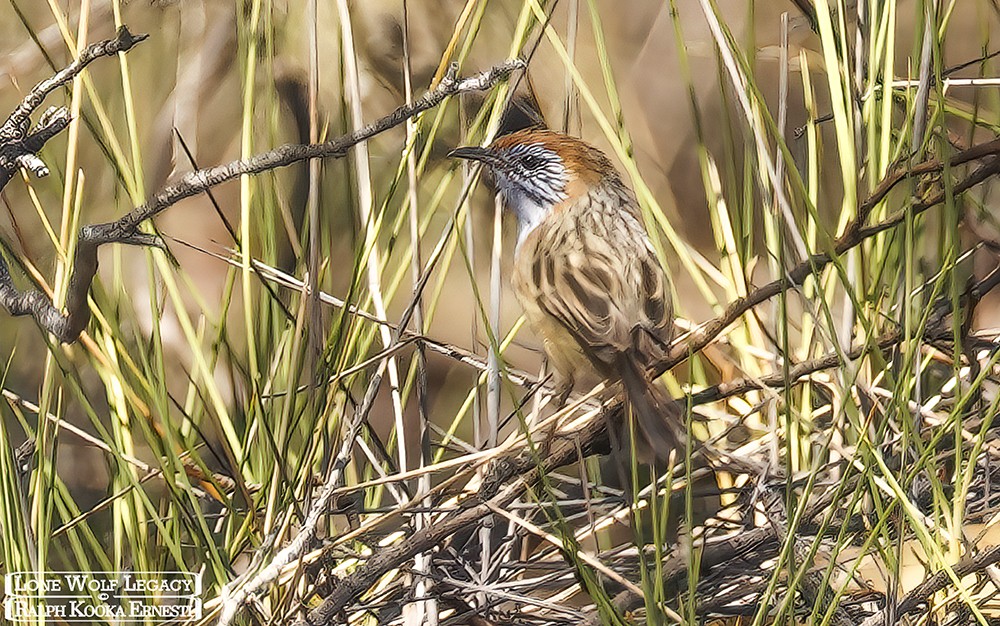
[0, 57, 525, 342]
[860, 545, 1000, 626]
[401, 1, 437, 622]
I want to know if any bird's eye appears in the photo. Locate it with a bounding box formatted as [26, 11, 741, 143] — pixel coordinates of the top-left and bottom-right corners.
[520, 153, 543, 170]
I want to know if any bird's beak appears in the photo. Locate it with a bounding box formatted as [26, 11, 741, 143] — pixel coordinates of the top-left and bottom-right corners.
[448, 146, 495, 164]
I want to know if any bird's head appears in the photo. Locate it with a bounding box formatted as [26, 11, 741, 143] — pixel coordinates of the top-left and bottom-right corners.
[450, 128, 618, 244]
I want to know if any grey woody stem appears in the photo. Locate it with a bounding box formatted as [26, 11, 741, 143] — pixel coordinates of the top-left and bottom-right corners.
[0, 54, 524, 343]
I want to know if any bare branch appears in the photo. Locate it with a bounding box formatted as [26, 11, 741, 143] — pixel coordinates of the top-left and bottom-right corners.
[0, 26, 141, 189]
[0, 26, 146, 141]
[81, 59, 525, 244]
[0, 58, 524, 343]
[0, 27, 145, 190]
[650, 140, 1000, 380]
[860, 544, 1000, 626]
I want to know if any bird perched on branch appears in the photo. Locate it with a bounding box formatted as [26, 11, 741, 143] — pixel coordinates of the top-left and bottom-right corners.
[451, 128, 681, 461]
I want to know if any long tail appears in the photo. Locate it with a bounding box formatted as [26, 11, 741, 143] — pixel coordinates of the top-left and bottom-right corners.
[617, 353, 682, 462]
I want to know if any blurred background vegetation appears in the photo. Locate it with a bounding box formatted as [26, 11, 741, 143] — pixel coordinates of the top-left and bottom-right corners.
[1, 0, 1000, 624]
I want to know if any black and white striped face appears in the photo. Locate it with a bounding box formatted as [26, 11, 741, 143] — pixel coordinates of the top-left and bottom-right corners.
[449, 138, 569, 247]
[492, 143, 568, 209]
[488, 143, 568, 246]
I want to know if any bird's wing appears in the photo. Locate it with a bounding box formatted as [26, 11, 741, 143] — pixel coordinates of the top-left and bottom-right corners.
[526, 197, 673, 371]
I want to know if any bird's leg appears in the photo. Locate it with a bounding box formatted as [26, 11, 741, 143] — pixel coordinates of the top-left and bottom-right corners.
[636, 325, 673, 356]
[553, 377, 575, 409]
[531, 371, 575, 459]
[603, 408, 636, 504]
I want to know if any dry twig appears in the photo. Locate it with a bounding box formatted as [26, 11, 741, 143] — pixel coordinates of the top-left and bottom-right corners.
[0, 49, 524, 343]
[860, 545, 1000, 626]
[0, 26, 148, 341]
[650, 139, 1000, 380]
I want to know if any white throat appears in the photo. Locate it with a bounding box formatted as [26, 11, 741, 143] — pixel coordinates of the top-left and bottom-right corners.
[500, 187, 549, 251]
[493, 173, 561, 251]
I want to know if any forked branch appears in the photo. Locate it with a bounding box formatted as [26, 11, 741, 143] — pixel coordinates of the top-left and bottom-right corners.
[0, 44, 524, 342]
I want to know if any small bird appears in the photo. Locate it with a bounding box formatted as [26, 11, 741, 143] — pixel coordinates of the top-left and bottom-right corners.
[450, 128, 680, 460]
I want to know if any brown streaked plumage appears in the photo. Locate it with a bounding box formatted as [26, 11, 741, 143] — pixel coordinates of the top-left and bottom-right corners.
[450, 128, 680, 460]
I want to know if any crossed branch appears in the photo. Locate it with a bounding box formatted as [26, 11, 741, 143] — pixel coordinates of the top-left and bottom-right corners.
[0, 26, 524, 343]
